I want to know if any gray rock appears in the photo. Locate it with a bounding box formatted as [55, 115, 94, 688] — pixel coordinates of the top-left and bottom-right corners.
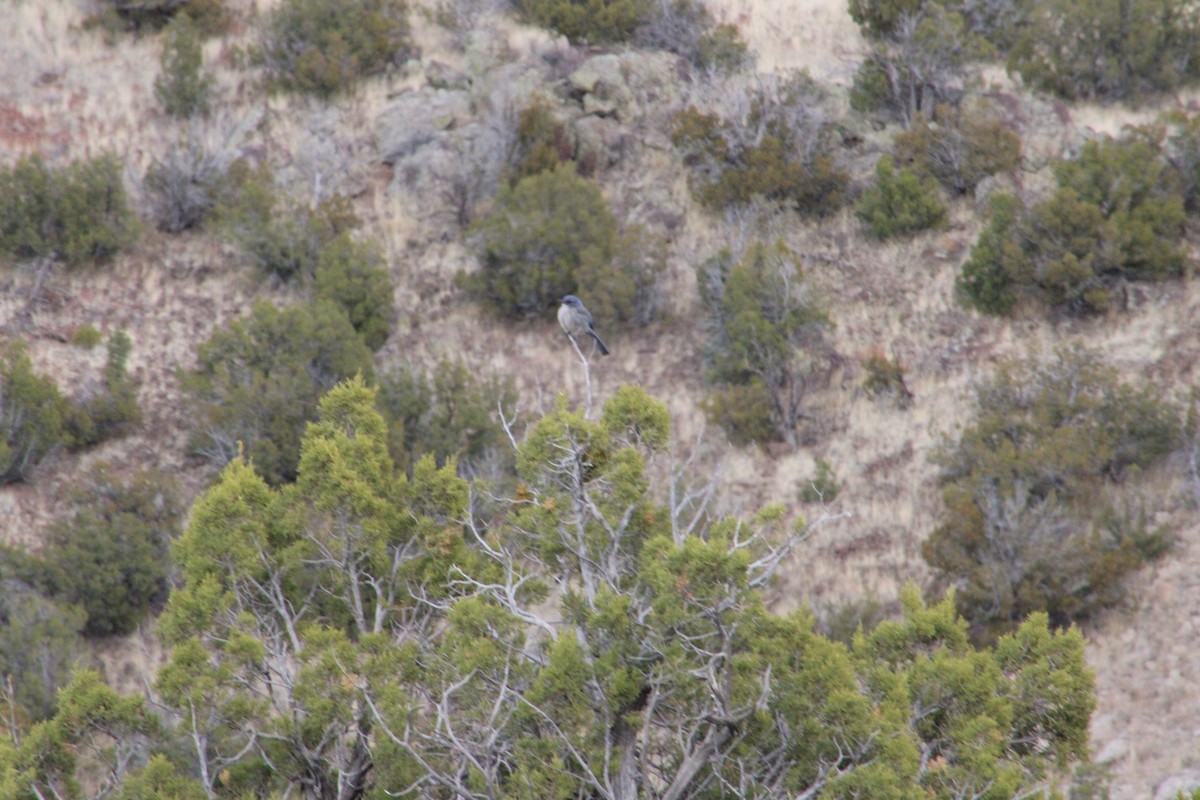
[568, 54, 622, 95]
[1094, 735, 1128, 765]
[572, 115, 630, 169]
[425, 60, 471, 91]
[376, 88, 472, 164]
[570, 55, 635, 120]
[568, 52, 681, 124]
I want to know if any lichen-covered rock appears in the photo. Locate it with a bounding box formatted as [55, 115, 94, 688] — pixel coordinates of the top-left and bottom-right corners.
[376, 88, 472, 165]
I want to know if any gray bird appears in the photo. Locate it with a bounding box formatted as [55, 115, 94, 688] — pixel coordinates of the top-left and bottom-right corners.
[557, 295, 609, 356]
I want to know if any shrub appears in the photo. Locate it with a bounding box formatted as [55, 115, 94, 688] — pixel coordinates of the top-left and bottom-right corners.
[314, 234, 394, 351]
[801, 458, 839, 504]
[259, 0, 413, 97]
[42, 466, 180, 638]
[1008, 0, 1200, 103]
[633, 0, 750, 73]
[462, 167, 663, 326]
[702, 381, 778, 446]
[516, 0, 652, 43]
[698, 241, 832, 446]
[1161, 111, 1200, 213]
[577, 223, 666, 328]
[814, 596, 890, 645]
[0, 155, 139, 267]
[959, 134, 1186, 316]
[892, 101, 1022, 194]
[181, 300, 375, 485]
[509, 99, 577, 185]
[855, 155, 947, 239]
[94, 0, 229, 34]
[64, 330, 142, 448]
[848, 3, 986, 124]
[216, 163, 358, 280]
[862, 351, 912, 407]
[155, 12, 215, 118]
[0, 342, 70, 484]
[924, 347, 1179, 639]
[847, 0, 923, 40]
[0, 335, 141, 485]
[0, 574, 84, 720]
[144, 132, 235, 233]
[671, 76, 849, 215]
[72, 325, 103, 349]
[376, 360, 518, 475]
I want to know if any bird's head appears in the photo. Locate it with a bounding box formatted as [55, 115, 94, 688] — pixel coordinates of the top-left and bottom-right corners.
[560, 295, 582, 307]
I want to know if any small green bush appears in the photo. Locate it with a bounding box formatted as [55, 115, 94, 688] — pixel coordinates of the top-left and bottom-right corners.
[671, 77, 849, 215]
[847, 57, 893, 116]
[698, 241, 832, 446]
[1008, 0, 1200, 103]
[314, 234, 394, 351]
[633, 0, 750, 72]
[155, 12, 215, 118]
[259, 0, 413, 97]
[959, 134, 1186, 316]
[0, 336, 142, 485]
[509, 99, 577, 185]
[516, 0, 651, 43]
[181, 300, 375, 485]
[43, 466, 180, 638]
[1161, 111, 1200, 212]
[0, 341, 70, 484]
[848, 4, 986, 124]
[0, 571, 84, 720]
[376, 360, 518, 475]
[856, 155, 947, 239]
[64, 330, 142, 449]
[216, 162, 358, 280]
[862, 351, 912, 407]
[892, 101, 1022, 194]
[0, 155, 139, 267]
[702, 380, 779, 446]
[925, 347, 1180, 639]
[93, 0, 229, 34]
[71, 325, 103, 349]
[801, 458, 839, 504]
[461, 167, 662, 327]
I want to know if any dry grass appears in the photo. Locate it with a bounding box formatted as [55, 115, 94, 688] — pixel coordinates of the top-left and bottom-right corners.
[2, 0, 1200, 796]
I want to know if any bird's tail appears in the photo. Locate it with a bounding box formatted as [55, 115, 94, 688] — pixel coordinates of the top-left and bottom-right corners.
[591, 331, 610, 356]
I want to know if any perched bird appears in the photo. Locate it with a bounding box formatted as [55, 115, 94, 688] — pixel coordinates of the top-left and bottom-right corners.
[557, 295, 609, 356]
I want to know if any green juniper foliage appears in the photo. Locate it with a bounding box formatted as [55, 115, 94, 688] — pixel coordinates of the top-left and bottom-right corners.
[136, 379, 1097, 799]
[672, 75, 848, 214]
[1008, 0, 1200, 102]
[461, 167, 663, 326]
[925, 347, 1179, 639]
[43, 466, 180, 637]
[960, 133, 1186, 316]
[0, 341, 70, 484]
[259, 0, 413, 97]
[181, 300, 374, 485]
[699, 241, 832, 446]
[0, 154, 139, 267]
[515, 0, 651, 43]
[155, 12, 214, 118]
[856, 155, 947, 239]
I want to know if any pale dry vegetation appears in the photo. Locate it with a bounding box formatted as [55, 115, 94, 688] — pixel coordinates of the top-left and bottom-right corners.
[2, 0, 1200, 798]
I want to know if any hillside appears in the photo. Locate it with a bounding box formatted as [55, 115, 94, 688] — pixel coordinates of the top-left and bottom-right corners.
[1, 0, 1199, 797]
